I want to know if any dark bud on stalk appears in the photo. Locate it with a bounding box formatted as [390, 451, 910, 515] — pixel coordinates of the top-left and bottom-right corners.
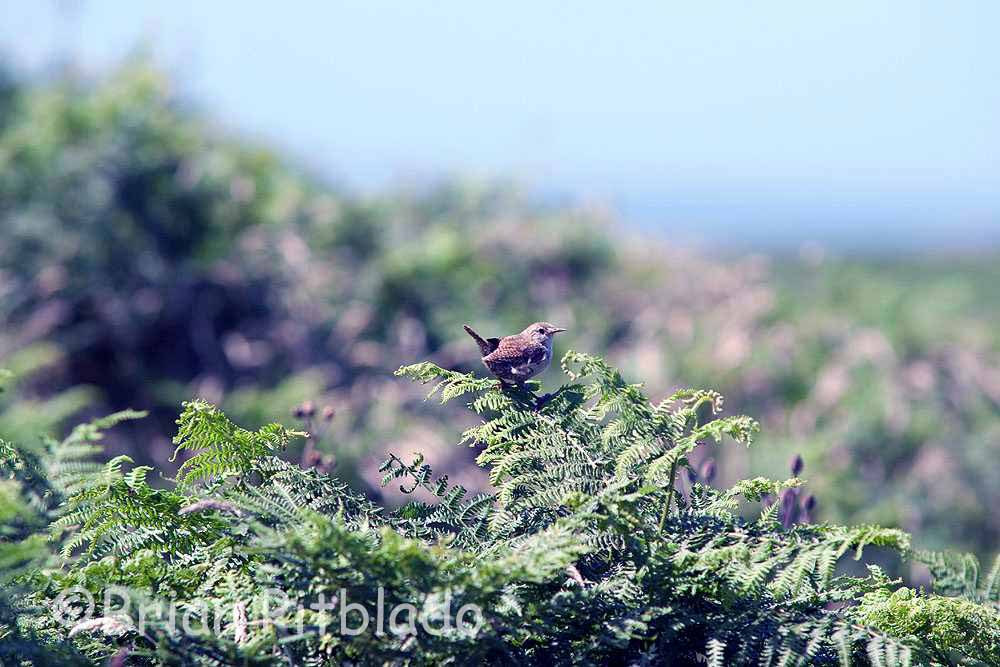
[322, 405, 336, 421]
[790, 454, 804, 477]
[293, 401, 316, 419]
[700, 458, 717, 484]
[780, 488, 798, 529]
[686, 467, 698, 484]
[800, 493, 817, 525]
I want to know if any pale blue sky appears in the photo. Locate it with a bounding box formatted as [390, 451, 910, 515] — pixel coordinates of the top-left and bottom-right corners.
[3, 1, 999, 250]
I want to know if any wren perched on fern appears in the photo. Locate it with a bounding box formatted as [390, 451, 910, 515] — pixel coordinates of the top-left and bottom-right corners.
[463, 321, 565, 385]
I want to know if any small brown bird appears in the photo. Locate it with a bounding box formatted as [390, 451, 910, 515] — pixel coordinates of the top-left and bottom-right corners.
[464, 322, 566, 385]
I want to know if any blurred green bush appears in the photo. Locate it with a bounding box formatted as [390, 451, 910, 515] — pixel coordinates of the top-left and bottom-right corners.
[0, 63, 997, 556]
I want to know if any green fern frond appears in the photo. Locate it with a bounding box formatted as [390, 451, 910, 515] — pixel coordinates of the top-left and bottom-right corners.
[394, 362, 495, 402]
[171, 400, 305, 487]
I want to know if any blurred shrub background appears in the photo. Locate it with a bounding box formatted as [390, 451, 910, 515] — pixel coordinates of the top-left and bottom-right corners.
[1, 62, 997, 559]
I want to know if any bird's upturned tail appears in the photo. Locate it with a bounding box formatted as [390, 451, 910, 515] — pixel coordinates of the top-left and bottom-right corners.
[464, 324, 496, 356]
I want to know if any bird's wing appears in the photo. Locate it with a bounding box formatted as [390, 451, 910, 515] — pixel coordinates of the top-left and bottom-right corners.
[483, 337, 547, 365]
[527, 346, 549, 365]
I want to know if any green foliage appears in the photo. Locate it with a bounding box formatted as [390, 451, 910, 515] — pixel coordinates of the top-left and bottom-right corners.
[854, 588, 1000, 665]
[170, 399, 306, 487]
[913, 550, 1000, 604]
[0, 353, 992, 665]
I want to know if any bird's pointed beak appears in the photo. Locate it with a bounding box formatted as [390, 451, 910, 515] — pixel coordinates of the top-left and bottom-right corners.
[552, 327, 567, 333]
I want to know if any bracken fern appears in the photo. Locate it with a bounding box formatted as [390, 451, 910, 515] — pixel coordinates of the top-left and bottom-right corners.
[0, 353, 994, 665]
